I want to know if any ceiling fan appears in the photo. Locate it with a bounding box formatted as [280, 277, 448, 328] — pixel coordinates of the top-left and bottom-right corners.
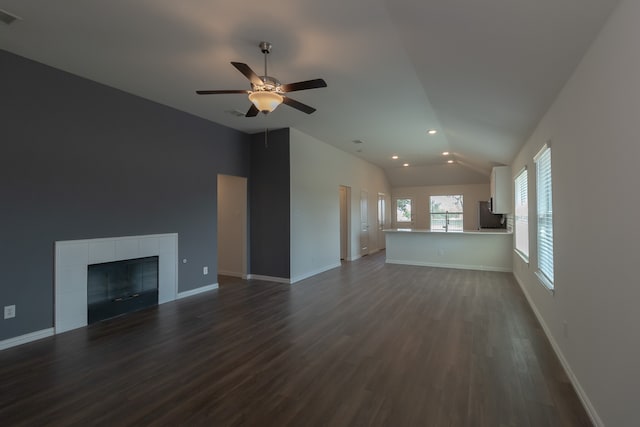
[196, 41, 327, 117]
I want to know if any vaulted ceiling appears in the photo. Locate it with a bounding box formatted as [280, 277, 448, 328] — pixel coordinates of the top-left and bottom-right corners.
[0, 0, 620, 186]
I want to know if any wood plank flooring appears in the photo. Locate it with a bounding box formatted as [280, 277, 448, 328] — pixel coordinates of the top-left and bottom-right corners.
[0, 252, 591, 426]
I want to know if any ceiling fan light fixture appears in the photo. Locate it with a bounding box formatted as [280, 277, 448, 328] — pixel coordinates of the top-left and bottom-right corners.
[248, 91, 283, 113]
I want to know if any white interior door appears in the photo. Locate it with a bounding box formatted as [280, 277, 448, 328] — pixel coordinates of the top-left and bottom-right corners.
[360, 190, 369, 256]
[217, 174, 247, 277]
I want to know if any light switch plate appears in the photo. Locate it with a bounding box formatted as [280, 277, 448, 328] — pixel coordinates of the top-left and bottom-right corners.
[4, 305, 16, 319]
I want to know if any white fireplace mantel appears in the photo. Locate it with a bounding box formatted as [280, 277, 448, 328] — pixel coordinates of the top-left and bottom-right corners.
[54, 233, 178, 333]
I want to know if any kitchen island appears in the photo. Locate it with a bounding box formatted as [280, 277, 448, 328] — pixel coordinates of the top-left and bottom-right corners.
[384, 229, 513, 272]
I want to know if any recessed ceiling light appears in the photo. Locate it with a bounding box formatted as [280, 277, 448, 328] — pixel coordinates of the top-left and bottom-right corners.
[403, 163, 409, 167]
[392, 155, 399, 160]
[428, 129, 437, 135]
[442, 151, 450, 156]
[447, 160, 454, 164]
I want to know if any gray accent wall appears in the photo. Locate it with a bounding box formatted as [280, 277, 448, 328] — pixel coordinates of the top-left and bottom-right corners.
[249, 129, 290, 279]
[0, 50, 250, 340]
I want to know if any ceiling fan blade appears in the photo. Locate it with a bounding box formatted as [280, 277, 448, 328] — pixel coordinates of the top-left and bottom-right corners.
[246, 104, 260, 117]
[196, 90, 249, 95]
[281, 79, 327, 93]
[282, 96, 316, 114]
[231, 62, 263, 86]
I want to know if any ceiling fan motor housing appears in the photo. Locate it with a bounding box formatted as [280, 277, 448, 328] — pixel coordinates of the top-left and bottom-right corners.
[253, 76, 282, 92]
[259, 41, 272, 54]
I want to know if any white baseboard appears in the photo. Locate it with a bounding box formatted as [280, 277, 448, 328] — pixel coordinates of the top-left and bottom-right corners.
[513, 272, 603, 427]
[347, 254, 362, 262]
[290, 262, 342, 284]
[385, 259, 512, 273]
[177, 283, 219, 300]
[246, 274, 291, 284]
[0, 328, 54, 351]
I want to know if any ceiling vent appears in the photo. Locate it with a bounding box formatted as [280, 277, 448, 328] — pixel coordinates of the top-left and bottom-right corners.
[225, 109, 246, 117]
[0, 9, 21, 25]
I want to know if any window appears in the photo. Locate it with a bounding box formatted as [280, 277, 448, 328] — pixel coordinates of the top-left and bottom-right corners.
[514, 168, 529, 261]
[377, 194, 386, 230]
[430, 195, 463, 231]
[395, 198, 412, 224]
[535, 144, 554, 289]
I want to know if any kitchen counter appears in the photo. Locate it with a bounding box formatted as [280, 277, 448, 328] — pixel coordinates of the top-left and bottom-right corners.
[384, 228, 513, 272]
[384, 228, 510, 235]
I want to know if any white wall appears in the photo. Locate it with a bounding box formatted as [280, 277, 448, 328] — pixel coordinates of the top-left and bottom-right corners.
[289, 128, 392, 283]
[386, 231, 512, 272]
[511, 1, 640, 425]
[392, 184, 490, 230]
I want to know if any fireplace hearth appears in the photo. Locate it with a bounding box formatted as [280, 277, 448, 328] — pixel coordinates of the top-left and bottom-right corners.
[87, 256, 159, 324]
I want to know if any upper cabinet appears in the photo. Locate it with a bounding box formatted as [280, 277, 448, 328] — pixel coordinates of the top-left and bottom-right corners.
[490, 166, 511, 214]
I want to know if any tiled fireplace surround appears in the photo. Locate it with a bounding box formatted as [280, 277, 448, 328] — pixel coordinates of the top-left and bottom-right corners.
[54, 234, 178, 333]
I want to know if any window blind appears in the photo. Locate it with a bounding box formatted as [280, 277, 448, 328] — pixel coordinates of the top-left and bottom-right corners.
[534, 145, 553, 287]
[514, 168, 529, 260]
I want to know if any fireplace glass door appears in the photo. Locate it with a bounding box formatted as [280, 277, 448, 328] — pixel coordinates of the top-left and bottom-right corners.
[87, 256, 159, 324]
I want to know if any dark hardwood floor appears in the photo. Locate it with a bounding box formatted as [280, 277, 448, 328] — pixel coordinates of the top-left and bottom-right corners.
[0, 252, 591, 426]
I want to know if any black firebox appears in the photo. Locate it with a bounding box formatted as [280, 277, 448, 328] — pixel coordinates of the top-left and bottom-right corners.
[87, 256, 159, 324]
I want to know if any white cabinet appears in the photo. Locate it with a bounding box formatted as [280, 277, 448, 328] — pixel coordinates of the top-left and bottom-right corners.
[490, 166, 511, 214]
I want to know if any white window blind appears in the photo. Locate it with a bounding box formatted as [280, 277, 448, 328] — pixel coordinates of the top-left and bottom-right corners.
[534, 144, 554, 288]
[514, 168, 529, 260]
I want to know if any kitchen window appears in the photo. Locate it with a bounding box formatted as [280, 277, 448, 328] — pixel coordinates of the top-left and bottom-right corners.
[514, 167, 529, 261]
[395, 198, 413, 225]
[535, 144, 554, 289]
[430, 195, 463, 231]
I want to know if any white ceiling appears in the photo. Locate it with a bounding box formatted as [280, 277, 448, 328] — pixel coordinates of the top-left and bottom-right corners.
[0, 0, 619, 186]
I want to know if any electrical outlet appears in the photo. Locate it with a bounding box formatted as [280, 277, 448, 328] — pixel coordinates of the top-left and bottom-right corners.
[4, 305, 16, 319]
[203, 266, 208, 275]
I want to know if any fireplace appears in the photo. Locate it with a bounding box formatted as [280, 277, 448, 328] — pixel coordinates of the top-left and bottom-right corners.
[87, 256, 159, 323]
[55, 233, 178, 333]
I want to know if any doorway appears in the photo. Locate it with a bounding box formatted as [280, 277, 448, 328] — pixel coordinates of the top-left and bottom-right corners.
[217, 174, 248, 278]
[339, 185, 351, 261]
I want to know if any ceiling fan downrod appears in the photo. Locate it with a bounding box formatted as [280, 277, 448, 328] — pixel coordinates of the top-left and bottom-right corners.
[259, 41, 272, 80]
